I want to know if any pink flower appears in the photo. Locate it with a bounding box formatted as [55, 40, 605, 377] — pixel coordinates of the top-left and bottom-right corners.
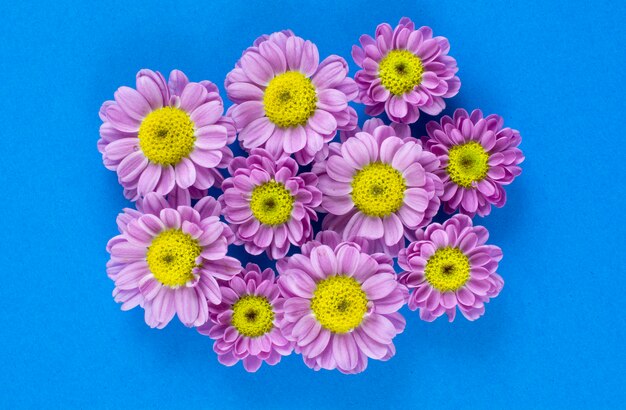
[278, 231, 407, 374]
[98, 69, 235, 201]
[197, 263, 293, 372]
[314, 120, 442, 256]
[424, 109, 524, 216]
[399, 214, 504, 321]
[220, 148, 322, 259]
[226, 30, 358, 164]
[352, 17, 460, 123]
[106, 193, 241, 328]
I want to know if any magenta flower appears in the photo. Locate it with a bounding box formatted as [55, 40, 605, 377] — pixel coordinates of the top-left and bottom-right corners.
[424, 109, 524, 216]
[226, 30, 358, 164]
[352, 17, 460, 124]
[106, 193, 241, 328]
[98, 69, 235, 201]
[197, 263, 293, 372]
[220, 148, 322, 259]
[315, 121, 442, 256]
[277, 231, 407, 374]
[399, 214, 504, 322]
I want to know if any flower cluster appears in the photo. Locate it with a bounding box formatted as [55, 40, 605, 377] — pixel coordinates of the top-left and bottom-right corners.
[100, 17, 523, 374]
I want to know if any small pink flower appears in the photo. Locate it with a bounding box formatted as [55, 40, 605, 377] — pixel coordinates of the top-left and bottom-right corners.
[98, 69, 235, 201]
[314, 120, 442, 256]
[197, 263, 293, 372]
[220, 148, 322, 259]
[226, 30, 358, 164]
[399, 214, 504, 322]
[352, 17, 460, 123]
[106, 193, 241, 328]
[278, 231, 407, 374]
[424, 109, 524, 216]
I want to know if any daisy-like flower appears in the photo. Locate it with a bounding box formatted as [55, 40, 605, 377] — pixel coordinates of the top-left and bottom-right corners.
[106, 193, 241, 328]
[424, 109, 524, 216]
[277, 231, 407, 374]
[315, 121, 442, 256]
[352, 17, 460, 124]
[197, 263, 293, 372]
[226, 30, 358, 165]
[398, 214, 504, 322]
[98, 69, 235, 201]
[220, 148, 322, 259]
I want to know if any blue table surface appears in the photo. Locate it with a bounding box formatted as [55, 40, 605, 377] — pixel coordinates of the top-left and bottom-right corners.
[1, 0, 624, 408]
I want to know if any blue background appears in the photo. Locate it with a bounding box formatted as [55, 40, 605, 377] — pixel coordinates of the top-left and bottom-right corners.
[1, 0, 624, 408]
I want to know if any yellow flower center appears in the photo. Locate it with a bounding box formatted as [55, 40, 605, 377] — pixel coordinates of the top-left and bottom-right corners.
[378, 49, 424, 95]
[311, 275, 368, 334]
[146, 229, 202, 287]
[263, 71, 318, 128]
[351, 162, 407, 217]
[250, 180, 295, 226]
[138, 107, 196, 165]
[231, 295, 275, 338]
[424, 247, 471, 292]
[447, 141, 490, 188]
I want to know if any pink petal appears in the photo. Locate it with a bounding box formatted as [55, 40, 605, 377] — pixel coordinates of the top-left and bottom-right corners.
[308, 109, 337, 135]
[136, 75, 165, 110]
[283, 126, 307, 154]
[227, 81, 264, 102]
[180, 83, 208, 112]
[310, 245, 337, 277]
[317, 89, 347, 112]
[388, 96, 408, 119]
[189, 148, 222, 168]
[106, 104, 140, 133]
[137, 163, 162, 196]
[118, 151, 148, 183]
[321, 194, 354, 215]
[190, 101, 222, 127]
[360, 314, 396, 344]
[115, 86, 151, 121]
[362, 274, 397, 300]
[174, 157, 196, 189]
[240, 51, 274, 86]
[332, 334, 359, 371]
[195, 125, 228, 150]
[354, 215, 384, 240]
[230, 101, 265, 129]
[382, 214, 404, 246]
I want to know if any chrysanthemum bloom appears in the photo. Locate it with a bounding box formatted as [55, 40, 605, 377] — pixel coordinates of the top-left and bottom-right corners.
[226, 31, 358, 164]
[277, 233, 407, 374]
[424, 109, 524, 216]
[315, 122, 442, 256]
[352, 17, 460, 124]
[98, 69, 235, 200]
[220, 148, 322, 259]
[197, 263, 293, 372]
[106, 193, 241, 328]
[398, 214, 503, 322]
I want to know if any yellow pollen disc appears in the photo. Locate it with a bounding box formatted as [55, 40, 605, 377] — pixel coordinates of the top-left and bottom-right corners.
[250, 180, 295, 226]
[447, 141, 490, 188]
[311, 275, 368, 334]
[263, 71, 318, 128]
[231, 295, 275, 338]
[138, 106, 196, 165]
[146, 229, 202, 287]
[378, 49, 424, 95]
[424, 247, 471, 292]
[351, 162, 407, 217]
